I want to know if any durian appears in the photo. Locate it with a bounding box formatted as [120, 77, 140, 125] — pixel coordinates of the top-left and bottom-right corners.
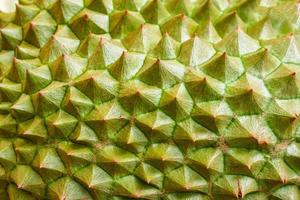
[0, 0, 299, 199]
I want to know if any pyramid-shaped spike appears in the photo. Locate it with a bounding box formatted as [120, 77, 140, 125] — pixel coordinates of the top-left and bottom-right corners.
[144, 143, 184, 172]
[32, 82, 67, 117]
[114, 175, 160, 198]
[140, 0, 170, 24]
[0, 140, 16, 169]
[216, 27, 261, 56]
[113, 0, 147, 11]
[18, 117, 48, 142]
[285, 142, 300, 174]
[196, 21, 222, 44]
[48, 177, 92, 200]
[0, 79, 22, 102]
[0, 1, 299, 199]
[226, 73, 271, 98]
[222, 117, 269, 148]
[165, 165, 208, 192]
[23, 11, 57, 47]
[178, 36, 216, 66]
[268, 1, 299, 35]
[225, 148, 264, 175]
[191, 100, 233, 134]
[237, 115, 278, 145]
[264, 64, 300, 99]
[87, 0, 113, 14]
[165, 0, 196, 16]
[14, 141, 37, 164]
[77, 33, 111, 58]
[247, 17, 277, 41]
[46, 109, 78, 138]
[242, 48, 281, 78]
[161, 13, 198, 42]
[0, 23, 22, 50]
[187, 147, 224, 173]
[15, 4, 40, 26]
[62, 86, 94, 118]
[49, 54, 87, 81]
[252, 158, 298, 183]
[40, 25, 80, 63]
[7, 58, 39, 83]
[7, 184, 37, 200]
[32, 147, 66, 181]
[88, 37, 125, 69]
[160, 83, 194, 121]
[49, 0, 84, 23]
[184, 68, 224, 102]
[150, 33, 180, 59]
[122, 24, 162, 53]
[70, 9, 109, 39]
[118, 80, 162, 114]
[0, 51, 14, 77]
[136, 110, 175, 142]
[57, 141, 96, 166]
[191, 0, 219, 27]
[74, 70, 118, 104]
[265, 111, 298, 140]
[23, 65, 52, 94]
[11, 94, 34, 121]
[84, 100, 129, 137]
[137, 57, 185, 89]
[226, 89, 265, 115]
[212, 175, 259, 199]
[10, 165, 45, 197]
[96, 144, 139, 177]
[0, 114, 17, 136]
[74, 164, 113, 193]
[114, 124, 148, 152]
[200, 52, 244, 83]
[109, 10, 145, 39]
[266, 34, 300, 64]
[69, 122, 98, 144]
[108, 51, 145, 81]
[174, 118, 218, 145]
[215, 11, 246, 38]
[272, 185, 300, 200]
[134, 162, 164, 188]
[16, 42, 40, 59]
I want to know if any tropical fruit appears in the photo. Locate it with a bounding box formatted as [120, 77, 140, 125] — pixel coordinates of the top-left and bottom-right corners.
[0, 0, 300, 199]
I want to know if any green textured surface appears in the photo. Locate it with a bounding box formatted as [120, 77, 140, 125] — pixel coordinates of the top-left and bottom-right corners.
[0, 0, 300, 199]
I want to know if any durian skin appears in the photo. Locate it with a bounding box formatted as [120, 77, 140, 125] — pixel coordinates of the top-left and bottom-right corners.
[1, 0, 300, 199]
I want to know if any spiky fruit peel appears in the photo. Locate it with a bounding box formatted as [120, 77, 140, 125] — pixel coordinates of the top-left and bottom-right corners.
[0, 0, 300, 199]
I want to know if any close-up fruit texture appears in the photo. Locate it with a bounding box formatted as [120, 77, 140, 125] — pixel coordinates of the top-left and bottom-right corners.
[1, 0, 300, 199]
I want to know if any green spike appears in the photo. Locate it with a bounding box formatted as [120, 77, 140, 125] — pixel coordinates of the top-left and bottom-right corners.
[10, 165, 45, 197]
[88, 37, 124, 69]
[70, 9, 109, 39]
[23, 11, 57, 47]
[15, 4, 40, 25]
[18, 117, 48, 142]
[178, 36, 216, 66]
[16, 41, 40, 59]
[11, 94, 34, 121]
[0, 23, 22, 50]
[109, 10, 145, 39]
[140, 0, 170, 24]
[49, 0, 84, 23]
[46, 109, 78, 138]
[48, 177, 93, 200]
[122, 24, 162, 53]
